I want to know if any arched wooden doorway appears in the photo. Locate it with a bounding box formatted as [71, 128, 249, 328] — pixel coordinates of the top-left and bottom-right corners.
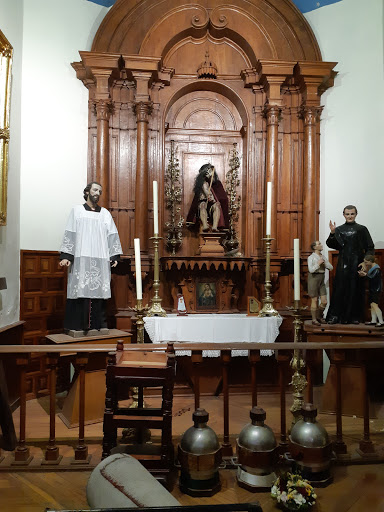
[72, 0, 337, 322]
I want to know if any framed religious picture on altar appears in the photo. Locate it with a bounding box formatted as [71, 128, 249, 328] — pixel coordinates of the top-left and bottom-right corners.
[247, 296, 261, 316]
[196, 280, 218, 312]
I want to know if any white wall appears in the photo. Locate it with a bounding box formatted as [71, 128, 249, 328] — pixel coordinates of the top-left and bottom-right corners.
[305, 0, 384, 248]
[0, 0, 23, 327]
[19, 0, 109, 251]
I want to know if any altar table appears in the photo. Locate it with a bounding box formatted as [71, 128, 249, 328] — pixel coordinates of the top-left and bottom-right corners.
[144, 314, 282, 356]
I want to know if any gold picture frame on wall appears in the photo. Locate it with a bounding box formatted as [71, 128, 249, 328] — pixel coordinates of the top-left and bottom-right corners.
[0, 29, 12, 226]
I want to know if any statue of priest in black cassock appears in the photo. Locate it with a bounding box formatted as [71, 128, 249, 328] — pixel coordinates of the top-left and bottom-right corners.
[326, 205, 374, 325]
[59, 182, 123, 333]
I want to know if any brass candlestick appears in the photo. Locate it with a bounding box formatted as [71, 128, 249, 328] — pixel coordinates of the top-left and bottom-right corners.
[287, 300, 307, 427]
[259, 236, 279, 317]
[148, 234, 167, 317]
[129, 299, 150, 344]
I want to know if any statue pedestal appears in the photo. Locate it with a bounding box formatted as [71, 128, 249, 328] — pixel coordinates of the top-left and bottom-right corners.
[198, 232, 225, 256]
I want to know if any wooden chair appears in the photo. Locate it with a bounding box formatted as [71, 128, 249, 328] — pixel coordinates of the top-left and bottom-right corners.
[102, 342, 176, 484]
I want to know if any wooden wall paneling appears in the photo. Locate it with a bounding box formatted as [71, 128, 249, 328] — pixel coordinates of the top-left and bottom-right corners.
[278, 94, 293, 257]
[20, 251, 67, 399]
[109, 127, 119, 206]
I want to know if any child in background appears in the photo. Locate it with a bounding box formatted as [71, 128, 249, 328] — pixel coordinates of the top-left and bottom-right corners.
[358, 254, 383, 327]
[307, 241, 333, 325]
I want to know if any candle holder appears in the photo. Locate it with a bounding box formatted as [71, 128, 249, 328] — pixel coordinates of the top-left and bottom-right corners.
[128, 299, 150, 344]
[286, 300, 308, 427]
[148, 234, 167, 317]
[259, 235, 279, 317]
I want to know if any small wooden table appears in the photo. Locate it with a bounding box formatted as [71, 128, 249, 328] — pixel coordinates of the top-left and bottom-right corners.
[46, 329, 131, 427]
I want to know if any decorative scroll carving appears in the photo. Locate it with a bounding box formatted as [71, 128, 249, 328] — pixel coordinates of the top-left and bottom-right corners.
[191, 6, 209, 29]
[190, 6, 228, 30]
[210, 7, 228, 29]
[164, 140, 184, 255]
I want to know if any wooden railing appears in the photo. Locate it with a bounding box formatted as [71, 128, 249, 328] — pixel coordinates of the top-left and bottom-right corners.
[0, 340, 383, 470]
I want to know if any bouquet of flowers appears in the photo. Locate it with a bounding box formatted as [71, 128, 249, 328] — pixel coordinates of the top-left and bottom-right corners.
[271, 472, 317, 511]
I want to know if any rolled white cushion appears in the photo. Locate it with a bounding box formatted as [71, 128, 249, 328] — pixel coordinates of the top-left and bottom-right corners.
[87, 453, 180, 509]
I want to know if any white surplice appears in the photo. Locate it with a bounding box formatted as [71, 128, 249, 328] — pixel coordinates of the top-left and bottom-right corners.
[60, 205, 122, 299]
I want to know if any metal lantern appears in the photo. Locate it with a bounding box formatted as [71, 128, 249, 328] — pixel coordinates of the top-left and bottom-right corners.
[289, 403, 333, 485]
[178, 408, 222, 496]
[236, 407, 278, 491]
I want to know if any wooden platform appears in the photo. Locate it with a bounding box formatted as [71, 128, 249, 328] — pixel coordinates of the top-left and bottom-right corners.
[46, 328, 131, 345]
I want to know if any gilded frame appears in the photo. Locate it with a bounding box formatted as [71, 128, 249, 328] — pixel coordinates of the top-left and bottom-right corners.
[0, 30, 12, 226]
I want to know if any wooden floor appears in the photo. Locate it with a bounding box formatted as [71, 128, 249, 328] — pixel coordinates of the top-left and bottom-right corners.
[2, 391, 384, 511]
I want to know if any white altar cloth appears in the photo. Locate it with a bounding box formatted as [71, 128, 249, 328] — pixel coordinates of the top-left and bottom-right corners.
[144, 314, 282, 357]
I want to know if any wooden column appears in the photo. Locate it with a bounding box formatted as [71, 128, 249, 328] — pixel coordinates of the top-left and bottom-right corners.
[12, 355, 32, 465]
[43, 354, 62, 465]
[95, 99, 111, 205]
[249, 350, 260, 408]
[295, 61, 337, 254]
[277, 351, 290, 450]
[134, 101, 152, 251]
[102, 351, 118, 459]
[221, 350, 233, 456]
[192, 350, 203, 410]
[299, 105, 322, 252]
[331, 350, 348, 455]
[358, 361, 375, 455]
[257, 60, 294, 251]
[91, 68, 112, 207]
[263, 104, 281, 248]
[72, 354, 91, 464]
[305, 349, 314, 404]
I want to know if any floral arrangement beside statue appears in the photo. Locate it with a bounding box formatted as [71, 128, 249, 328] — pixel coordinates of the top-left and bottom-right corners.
[271, 472, 317, 511]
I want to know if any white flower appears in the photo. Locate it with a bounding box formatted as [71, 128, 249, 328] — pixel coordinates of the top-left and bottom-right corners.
[294, 493, 306, 505]
[280, 492, 288, 503]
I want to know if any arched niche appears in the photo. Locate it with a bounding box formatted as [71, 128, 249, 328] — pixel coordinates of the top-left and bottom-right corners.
[163, 80, 248, 257]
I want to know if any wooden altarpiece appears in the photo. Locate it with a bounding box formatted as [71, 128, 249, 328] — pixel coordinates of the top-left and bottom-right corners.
[71, 0, 337, 328]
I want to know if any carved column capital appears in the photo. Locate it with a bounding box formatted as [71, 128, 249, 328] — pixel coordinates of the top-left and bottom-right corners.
[299, 105, 323, 125]
[94, 99, 113, 121]
[133, 101, 153, 122]
[263, 104, 282, 126]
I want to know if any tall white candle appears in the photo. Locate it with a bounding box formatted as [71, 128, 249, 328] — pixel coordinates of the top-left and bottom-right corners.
[134, 238, 142, 300]
[293, 238, 300, 301]
[266, 181, 272, 236]
[153, 181, 158, 235]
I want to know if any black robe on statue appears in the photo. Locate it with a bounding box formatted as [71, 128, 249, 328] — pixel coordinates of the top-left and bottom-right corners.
[326, 221, 374, 323]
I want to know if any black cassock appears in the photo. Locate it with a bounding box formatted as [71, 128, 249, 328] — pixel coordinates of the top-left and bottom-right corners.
[326, 221, 374, 323]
